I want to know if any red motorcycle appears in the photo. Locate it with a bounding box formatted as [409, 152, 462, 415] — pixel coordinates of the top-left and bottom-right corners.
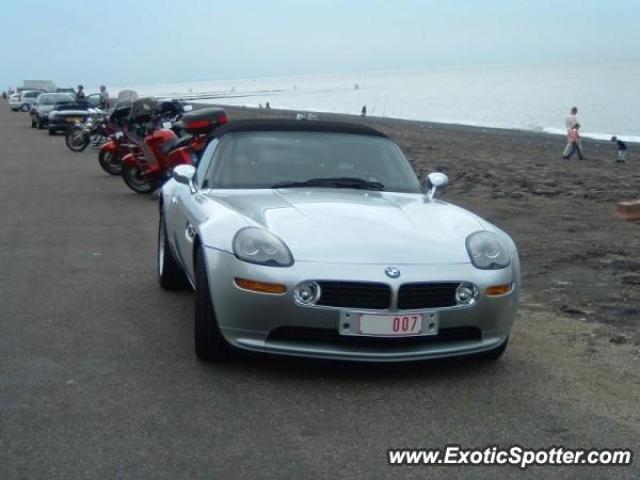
[98, 103, 138, 176]
[121, 99, 227, 194]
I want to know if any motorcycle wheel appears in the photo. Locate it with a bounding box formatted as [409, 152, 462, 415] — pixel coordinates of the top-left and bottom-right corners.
[98, 150, 123, 176]
[122, 164, 158, 194]
[65, 126, 90, 152]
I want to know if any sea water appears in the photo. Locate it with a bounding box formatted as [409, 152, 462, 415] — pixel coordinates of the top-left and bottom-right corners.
[113, 61, 640, 142]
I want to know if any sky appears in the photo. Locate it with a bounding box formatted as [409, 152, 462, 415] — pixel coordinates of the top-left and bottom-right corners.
[1, 0, 638, 89]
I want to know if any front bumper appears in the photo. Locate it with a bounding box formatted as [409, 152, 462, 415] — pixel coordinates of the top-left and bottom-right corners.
[49, 116, 85, 130]
[34, 113, 49, 126]
[203, 247, 520, 362]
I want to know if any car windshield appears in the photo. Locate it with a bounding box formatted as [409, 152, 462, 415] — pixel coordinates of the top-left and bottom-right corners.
[205, 131, 421, 193]
[40, 94, 74, 105]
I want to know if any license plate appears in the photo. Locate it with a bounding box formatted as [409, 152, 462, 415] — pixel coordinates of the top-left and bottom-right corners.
[339, 312, 439, 336]
[67, 117, 82, 123]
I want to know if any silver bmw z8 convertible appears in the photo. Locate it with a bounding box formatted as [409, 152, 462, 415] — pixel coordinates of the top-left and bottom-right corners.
[158, 119, 520, 362]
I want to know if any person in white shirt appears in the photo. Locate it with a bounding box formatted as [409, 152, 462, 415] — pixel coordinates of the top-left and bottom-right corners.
[565, 106, 578, 132]
[563, 106, 580, 158]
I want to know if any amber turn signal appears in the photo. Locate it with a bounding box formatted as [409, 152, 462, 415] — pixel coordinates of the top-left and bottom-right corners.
[485, 284, 512, 296]
[234, 278, 287, 294]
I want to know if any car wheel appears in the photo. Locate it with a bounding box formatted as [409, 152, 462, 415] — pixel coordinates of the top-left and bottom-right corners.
[195, 246, 232, 361]
[37, 121, 44, 130]
[477, 336, 509, 361]
[157, 214, 190, 291]
[21, 103, 30, 112]
[31, 119, 36, 128]
[48, 128, 56, 136]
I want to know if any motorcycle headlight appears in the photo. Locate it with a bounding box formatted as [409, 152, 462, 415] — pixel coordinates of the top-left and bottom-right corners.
[232, 227, 293, 267]
[465, 231, 511, 270]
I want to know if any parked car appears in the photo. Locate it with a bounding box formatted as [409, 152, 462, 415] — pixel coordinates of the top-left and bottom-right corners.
[47, 102, 91, 135]
[30, 93, 75, 128]
[9, 90, 42, 112]
[46, 94, 104, 134]
[158, 119, 521, 362]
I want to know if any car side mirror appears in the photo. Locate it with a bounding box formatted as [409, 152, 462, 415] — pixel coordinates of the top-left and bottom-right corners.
[173, 164, 197, 193]
[424, 172, 449, 200]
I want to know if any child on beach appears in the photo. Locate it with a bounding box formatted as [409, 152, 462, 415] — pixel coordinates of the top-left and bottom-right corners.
[563, 123, 583, 160]
[611, 136, 628, 163]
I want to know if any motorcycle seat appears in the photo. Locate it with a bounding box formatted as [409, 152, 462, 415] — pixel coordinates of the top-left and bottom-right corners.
[160, 134, 193, 155]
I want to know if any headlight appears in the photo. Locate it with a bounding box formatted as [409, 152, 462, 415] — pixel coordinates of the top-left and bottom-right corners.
[465, 231, 511, 270]
[232, 227, 293, 267]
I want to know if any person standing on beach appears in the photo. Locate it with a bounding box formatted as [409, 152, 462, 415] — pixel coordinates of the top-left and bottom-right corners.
[563, 123, 583, 160]
[611, 136, 628, 163]
[563, 106, 579, 158]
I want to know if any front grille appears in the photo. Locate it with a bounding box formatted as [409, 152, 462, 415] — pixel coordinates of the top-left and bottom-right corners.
[397, 282, 459, 310]
[316, 281, 391, 310]
[267, 326, 481, 350]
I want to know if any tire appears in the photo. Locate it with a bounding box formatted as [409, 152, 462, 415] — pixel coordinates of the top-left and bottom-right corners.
[48, 128, 56, 136]
[195, 246, 232, 361]
[121, 163, 158, 194]
[21, 103, 30, 112]
[98, 149, 123, 176]
[157, 214, 190, 290]
[65, 126, 90, 152]
[37, 121, 44, 130]
[477, 336, 509, 361]
[31, 119, 36, 128]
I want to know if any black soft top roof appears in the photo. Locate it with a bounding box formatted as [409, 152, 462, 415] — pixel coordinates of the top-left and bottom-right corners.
[214, 119, 388, 139]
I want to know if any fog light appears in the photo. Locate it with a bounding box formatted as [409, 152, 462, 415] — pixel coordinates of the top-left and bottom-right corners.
[234, 278, 287, 294]
[455, 282, 478, 305]
[486, 284, 512, 296]
[293, 281, 321, 305]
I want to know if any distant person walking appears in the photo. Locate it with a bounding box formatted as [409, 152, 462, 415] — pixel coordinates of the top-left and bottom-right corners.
[361, 105, 367, 117]
[563, 106, 579, 158]
[611, 136, 628, 163]
[563, 123, 583, 160]
[99, 85, 110, 109]
[76, 85, 86, 103]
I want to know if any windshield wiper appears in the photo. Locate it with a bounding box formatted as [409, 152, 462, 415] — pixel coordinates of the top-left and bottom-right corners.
[271, 177, 385, 191]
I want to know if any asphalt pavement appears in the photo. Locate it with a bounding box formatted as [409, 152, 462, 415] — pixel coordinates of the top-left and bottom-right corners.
[0, 106, 638, 479]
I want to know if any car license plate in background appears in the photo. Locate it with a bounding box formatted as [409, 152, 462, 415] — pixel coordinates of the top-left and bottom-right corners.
[67, 117, 81, 123]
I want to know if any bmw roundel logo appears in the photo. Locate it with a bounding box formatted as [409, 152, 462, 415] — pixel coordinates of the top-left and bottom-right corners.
[385, 267, 401, 278]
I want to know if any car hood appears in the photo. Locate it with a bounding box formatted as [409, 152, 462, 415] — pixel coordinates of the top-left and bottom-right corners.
[207, 189, 484, 264]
